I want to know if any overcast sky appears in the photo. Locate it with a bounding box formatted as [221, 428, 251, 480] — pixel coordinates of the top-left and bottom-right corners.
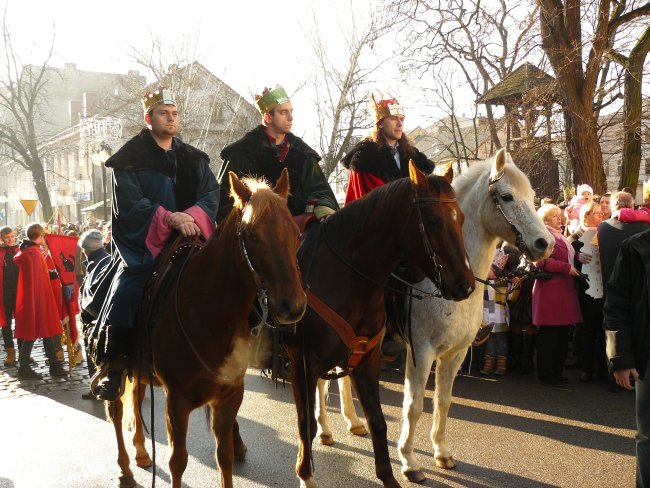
[3, 0, 450, 142]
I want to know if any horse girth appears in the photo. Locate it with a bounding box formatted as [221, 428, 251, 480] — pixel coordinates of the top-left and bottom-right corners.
[305, 288, 385, 376]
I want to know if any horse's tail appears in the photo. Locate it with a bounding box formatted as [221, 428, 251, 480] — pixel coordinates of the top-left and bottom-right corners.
[104, 375, 137, 430]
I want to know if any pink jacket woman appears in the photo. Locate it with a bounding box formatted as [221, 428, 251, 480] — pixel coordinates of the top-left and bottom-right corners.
[532, 226, 582, 326]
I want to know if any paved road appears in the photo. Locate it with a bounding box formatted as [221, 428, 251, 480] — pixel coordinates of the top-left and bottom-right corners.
[0, 344, 636, 488]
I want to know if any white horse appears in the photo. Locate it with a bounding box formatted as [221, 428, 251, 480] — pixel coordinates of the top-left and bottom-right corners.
[316, 149, 554, 481]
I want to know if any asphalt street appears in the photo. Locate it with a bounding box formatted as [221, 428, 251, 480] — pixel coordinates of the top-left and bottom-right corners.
[0, 344, 636, 488]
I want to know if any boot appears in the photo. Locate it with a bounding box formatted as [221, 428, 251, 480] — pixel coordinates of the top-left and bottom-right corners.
[17, 340, 41, 380]
[49, 361, 68, 378]
[480, 355, 495, 375]
[91, 354, 129, 401]
[4, 347, 16, 367]
[18, 364, 43, 380]
[521, 334, 537, 374]
[495, 356, 507, 376]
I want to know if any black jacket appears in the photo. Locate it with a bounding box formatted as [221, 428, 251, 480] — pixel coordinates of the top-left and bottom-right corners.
[603, 229, 650, 378]
[217, 125, 338, 223]
[598, 217, 650, 289]
[341, 138, 434, 183]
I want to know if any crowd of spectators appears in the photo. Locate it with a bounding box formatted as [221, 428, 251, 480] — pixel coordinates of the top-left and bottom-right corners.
[478, 186, 650, 392]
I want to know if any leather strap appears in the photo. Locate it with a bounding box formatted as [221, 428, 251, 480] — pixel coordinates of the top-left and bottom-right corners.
[306, 288, 385, 371]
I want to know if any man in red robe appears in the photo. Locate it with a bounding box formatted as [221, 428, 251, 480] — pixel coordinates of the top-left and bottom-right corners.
[14, 223, 67, 380]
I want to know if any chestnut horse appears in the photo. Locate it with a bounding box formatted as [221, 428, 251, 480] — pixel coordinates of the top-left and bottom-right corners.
[283, 162, 475, 488]
[108, 169, 306, 488]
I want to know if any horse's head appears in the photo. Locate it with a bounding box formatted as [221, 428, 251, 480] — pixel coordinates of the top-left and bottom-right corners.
[399, 161, 475, 301]
[229, 169, 307, 324]
[480, 148, 554, 261]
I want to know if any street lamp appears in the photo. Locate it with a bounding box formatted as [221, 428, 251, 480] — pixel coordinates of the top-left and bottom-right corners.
[0, 192, 7, 225]
[92, 142, 112, 221]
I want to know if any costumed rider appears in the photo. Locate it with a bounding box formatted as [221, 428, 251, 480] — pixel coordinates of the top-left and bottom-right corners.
[90, 86, 219, 401]
[217, 85, 338, 223]
[342, 89, 434, 362]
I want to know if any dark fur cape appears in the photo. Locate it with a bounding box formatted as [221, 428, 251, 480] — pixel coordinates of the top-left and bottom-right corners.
[342, 137, 434, 182]
[105, 128, 210, 211]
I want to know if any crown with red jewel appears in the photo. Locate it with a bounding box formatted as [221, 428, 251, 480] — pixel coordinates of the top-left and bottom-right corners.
[142, 86, 176, 114]
[371, 89, 404, 122]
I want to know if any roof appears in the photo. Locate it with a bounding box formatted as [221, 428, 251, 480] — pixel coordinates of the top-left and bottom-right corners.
[477, 63, 556, 105]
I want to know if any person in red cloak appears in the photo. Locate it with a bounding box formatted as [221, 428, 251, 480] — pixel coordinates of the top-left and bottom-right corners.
[342, 89, 434, 204]
[341, 90, 435, 363]
[14, 223, 67, 380]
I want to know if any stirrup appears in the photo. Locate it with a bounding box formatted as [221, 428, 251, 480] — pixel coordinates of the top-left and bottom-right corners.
[89, 361, 110, 395]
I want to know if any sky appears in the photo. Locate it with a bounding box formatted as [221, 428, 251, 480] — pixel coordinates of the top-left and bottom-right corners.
[3, 0, 446, 142]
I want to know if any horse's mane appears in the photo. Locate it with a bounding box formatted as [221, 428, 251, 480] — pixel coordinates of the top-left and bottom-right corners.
[236, 177, 285, 226]
[329, 175, 452, 232]
[453, 154, 533, 200]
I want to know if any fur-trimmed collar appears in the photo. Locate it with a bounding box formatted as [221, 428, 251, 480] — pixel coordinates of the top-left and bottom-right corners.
[105, 128, 209, 176]
[342, 137, 434, 179]
[221, 125, 320, 163]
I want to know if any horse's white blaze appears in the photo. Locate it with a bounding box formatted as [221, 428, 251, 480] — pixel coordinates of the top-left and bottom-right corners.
[216, 336, 249, 383]
[451, 208, 458, 221]
[465, 256, 471, 270]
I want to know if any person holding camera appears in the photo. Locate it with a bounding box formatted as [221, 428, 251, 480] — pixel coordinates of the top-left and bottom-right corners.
[532, 204, 582, 386]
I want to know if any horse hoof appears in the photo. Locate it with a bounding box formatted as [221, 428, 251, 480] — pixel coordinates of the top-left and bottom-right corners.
[234, 443, 248, 462]
[402, 468, 426, 483]
[349, 425, 368, 437]
[435, 456, 457, 469]
[383, 475, 403, 487]
[135, 455, 153, 469]
[118, 474, 137, 488]
[318, 433, 335, 446]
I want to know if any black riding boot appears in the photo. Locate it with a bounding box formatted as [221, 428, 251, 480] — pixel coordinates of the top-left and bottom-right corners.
[91, 325, 132, 401]
[17, 340, 41, 380]
[520, 334, 537, 375]
[43, 336, 68, 377]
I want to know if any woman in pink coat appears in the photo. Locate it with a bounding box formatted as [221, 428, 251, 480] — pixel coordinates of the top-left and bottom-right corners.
[533, 204, 582, 386]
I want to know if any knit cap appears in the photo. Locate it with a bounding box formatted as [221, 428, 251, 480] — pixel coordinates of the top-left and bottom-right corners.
[80, 229, 104, 253]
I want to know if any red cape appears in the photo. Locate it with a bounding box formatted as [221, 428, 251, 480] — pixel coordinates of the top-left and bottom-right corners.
[45, 234, 79, 342]
[14, 245, 63, 341]
[0, 246, 18, 327]
[344, 170, 386, 205]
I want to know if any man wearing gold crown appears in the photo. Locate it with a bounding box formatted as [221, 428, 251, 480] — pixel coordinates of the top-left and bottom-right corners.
[342, 90, 434, 204]
[216, 85, 338, 223]
[89, 86, 219, 401]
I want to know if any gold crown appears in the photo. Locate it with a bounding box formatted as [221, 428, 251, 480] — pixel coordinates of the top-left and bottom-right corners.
[371, 89, 404, 122]
[255, 85, 290, 114]
[142, 86, 176, 114]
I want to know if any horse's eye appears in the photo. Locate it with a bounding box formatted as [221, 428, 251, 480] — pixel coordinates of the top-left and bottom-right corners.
[247, 231, 259, 243]
[501, 194, 514, 202]
[428, 217, 440, 227]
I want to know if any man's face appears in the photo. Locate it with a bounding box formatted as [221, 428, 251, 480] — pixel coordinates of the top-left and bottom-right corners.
[146, 104, 179, 138]
[0, 232, 15, 246]
[380, 115, 405, 144]
[265, 102, 293, 135]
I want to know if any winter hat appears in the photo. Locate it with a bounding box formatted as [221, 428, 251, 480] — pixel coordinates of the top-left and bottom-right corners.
[576, 184, 593, 197]
[80, 229, 104, 253]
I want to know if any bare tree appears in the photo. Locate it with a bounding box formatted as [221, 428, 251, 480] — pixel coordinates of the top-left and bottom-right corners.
[0, 9, 55, 221]
[536, 0, 650, 193]
[393, 0, 540, 153]
[308, 4, 389, 178]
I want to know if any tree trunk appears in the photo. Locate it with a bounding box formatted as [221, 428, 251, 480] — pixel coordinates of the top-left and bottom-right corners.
[564, 106, 607, 193]
[618, 26, 650, 195]
[31, 165, 52, 223]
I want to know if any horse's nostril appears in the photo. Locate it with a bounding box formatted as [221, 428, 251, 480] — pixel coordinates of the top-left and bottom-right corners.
[534, 238, 548, 251]
[281, 298, 292, 316]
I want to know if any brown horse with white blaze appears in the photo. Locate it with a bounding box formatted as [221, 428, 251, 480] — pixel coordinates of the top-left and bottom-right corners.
[283, 161, 475, 488]
[108, 169, 306, 488]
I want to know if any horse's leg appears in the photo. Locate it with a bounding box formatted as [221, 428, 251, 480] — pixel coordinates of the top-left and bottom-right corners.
[431, 348, 467, 469]
[398, 343, 436, 482]
[289, 357, 319, 488]
[233, 418, 247, 462]
[165, 392, 191, 488]
[338, 376, 368, 436]
[351, 354, 401, 488]
[132, 382, 152, 468]
[108, 399, 136, 488]
[315, 378, 335, 445]
[210, 386, 244, 488]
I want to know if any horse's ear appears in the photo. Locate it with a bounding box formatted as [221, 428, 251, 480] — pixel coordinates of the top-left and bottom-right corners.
[273, 168, 290, 200]
[490, 148, 507, 181]
[409, 159, 429, 191]
[442, 162, 454, 183]
[229, 171, 252, 209]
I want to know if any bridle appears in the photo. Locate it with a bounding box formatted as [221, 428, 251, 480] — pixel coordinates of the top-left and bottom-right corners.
[487, 170, 527, 253]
